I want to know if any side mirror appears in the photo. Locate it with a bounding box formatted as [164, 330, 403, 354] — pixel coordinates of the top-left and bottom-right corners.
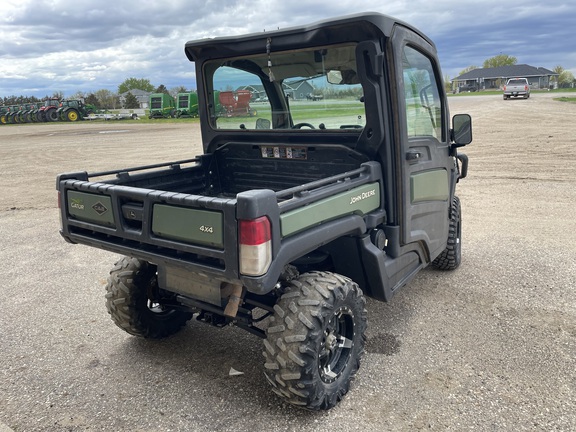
[451, 114, 472, 146]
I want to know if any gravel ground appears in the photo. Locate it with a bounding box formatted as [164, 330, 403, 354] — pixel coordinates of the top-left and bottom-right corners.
[1, 93, 575, 431]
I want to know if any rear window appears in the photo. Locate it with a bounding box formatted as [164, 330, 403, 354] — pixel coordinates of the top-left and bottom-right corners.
[204, 44, 366, 131]
[508, 79, 527, 85]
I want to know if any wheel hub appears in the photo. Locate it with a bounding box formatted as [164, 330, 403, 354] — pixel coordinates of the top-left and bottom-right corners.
[319, 307, 355, 383]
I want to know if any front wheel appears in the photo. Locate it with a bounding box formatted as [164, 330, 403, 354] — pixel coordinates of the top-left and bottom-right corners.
[431, 196, 461, 270]
[263, 271, 367, 410]
[105, 257, 193, 338]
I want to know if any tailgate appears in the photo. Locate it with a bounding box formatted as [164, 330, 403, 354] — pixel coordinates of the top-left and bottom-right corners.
[58, 171, 238, 280]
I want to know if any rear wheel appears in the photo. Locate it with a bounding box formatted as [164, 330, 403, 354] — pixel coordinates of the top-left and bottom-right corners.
[105, 257, 193, 338]
[263, 271, 367, 410]
[431, 196, 461, 270]
[66, 109, 80, 121]
[46, 108, 59, 122]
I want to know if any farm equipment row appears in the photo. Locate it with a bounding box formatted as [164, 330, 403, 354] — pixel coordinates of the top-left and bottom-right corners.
[0, 99, 97, 124]
[147, 91, 255, 119]
[1, 91, 252, 124]
[148, 92, 200, 118]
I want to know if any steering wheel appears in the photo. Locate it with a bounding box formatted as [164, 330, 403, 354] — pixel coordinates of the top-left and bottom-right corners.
[292, 122, 315, 129]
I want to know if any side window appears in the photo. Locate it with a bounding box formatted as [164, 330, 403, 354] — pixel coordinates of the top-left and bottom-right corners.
[402, 46, 443, 139]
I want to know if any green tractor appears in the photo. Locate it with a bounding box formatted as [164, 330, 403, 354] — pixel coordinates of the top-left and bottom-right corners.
[0, 106, 8, 124]
[20, 102, 41, 123]
[175, 92, 199, 118]
[14, 105, 26, 123]
[57, 99, 97, 122]
[148, 93, 176, 119]
[6, 105, 24, 124]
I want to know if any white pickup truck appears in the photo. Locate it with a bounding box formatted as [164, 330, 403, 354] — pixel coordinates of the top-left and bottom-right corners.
[503, 78, 530, 99]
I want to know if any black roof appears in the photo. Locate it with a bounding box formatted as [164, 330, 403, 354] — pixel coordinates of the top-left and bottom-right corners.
[455, 64, 558, 81]
[185, 13, 433, 62]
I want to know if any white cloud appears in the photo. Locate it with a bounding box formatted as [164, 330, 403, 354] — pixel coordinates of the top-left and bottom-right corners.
[1, 0, 574, 97]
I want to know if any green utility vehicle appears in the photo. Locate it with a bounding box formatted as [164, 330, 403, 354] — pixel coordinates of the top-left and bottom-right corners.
[148, 93, 176, 118]
[175, 92, 199, 117]
[57, 13, 471, 410]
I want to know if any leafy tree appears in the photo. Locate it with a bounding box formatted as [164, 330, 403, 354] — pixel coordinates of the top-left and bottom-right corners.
[2, 95, 40, 104]
[552, 65, 574, 88]
[444, 74, 453, 93]
[170, 86, 188, 99]
[458, 65, 478, 76]
[155, 84, 169, 94]
[483, 54, 517, 69]
[118, 78, 155, 94]
[52, 91, 65, 100]
[85, 93, 99, 108]
[123, 92, 140, 109]
[559, 71, 575, 88]
[94, 89, 118, 109]
[68, 91, 86, 100]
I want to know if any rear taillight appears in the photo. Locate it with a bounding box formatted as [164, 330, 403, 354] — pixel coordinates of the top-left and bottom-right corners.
[525, 85, 528, 91]
[503, 85, 506, 91]
[239, 216, 272, 276]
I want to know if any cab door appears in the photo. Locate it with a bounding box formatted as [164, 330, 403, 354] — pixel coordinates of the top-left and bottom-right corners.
[391, 26, 452, 260]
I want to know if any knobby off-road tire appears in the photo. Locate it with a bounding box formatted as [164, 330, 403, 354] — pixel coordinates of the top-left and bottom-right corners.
[263, 271, 367, 410]
[105, 256, 192, 338]
[432, 196, 461, 270]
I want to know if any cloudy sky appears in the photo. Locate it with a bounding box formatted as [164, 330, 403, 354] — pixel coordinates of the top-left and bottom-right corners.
[1, 0, 574, 98]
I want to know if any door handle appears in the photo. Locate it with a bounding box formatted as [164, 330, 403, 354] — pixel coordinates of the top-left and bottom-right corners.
[406, 150, 422, 161]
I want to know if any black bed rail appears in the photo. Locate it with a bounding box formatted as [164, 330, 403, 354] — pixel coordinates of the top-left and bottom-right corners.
[88, 158, 200, 179]
[276, 161, 382, 213]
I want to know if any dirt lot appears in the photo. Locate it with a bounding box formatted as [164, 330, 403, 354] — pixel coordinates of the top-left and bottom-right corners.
[1, 93, 575, 431]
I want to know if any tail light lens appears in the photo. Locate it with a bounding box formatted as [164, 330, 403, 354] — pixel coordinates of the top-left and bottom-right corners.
[239, 216, 272, 276]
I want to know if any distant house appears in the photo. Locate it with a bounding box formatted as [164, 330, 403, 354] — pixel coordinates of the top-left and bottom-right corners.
[238, 80, 316, 101]
[283, 80, 315, 100]
[237, 85, 267, 101]
[119, 89, 152, 109]
[452, 65, 558, 92]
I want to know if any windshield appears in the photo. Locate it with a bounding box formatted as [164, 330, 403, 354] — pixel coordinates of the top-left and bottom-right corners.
[205, 44, 365, 131]
[508, 79, 527, 85]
